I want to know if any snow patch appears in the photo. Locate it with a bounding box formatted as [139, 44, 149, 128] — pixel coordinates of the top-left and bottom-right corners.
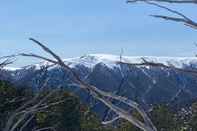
[3, 67, 21, 71]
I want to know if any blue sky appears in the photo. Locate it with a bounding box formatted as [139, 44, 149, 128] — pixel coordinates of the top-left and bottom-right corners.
[0, 0, 197, 67]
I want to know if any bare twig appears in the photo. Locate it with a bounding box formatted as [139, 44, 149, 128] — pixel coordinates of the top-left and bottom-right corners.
[127, 0, 197, 4]
[102, 116, 121, 125]
[0, 55, 17, 68]
[33, 127, 56, 131]
[127, 0, 197, 29]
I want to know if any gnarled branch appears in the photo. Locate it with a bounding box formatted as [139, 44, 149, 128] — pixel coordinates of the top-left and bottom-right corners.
[127, 0, 197, 29]
[21, 38, 157, 131]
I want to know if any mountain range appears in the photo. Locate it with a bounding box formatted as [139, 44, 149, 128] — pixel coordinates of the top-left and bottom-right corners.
[1, 54, 197, 119]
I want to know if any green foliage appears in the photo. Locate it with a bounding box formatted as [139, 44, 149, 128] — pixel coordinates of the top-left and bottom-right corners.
[150, 105, 187, 131]
[116, 120, 139, 131]
[80, 106, 102, 131]
[189, 102, 197, 130]
[0, 80, 112, 131]
[0, 80, 32, 129]
[2, 80, 197, 131]
[151, 105, 175, 130]
[35, 91, 81, 131]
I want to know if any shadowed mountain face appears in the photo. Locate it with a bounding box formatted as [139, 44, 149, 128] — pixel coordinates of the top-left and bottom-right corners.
[1, 54, 197, 117]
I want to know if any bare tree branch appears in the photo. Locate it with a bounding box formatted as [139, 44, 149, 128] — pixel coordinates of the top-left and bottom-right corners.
[33, 127, 56, 131]
[102, 116, 121, 125]
[21, 38, 158, 131]
[127, 0, 197, 4]
[0, 55, 17, 68]
[19, 114, 35, 131]
[127, 0, 197, 29]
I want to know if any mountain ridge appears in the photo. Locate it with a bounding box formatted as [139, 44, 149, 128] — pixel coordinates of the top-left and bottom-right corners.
[3, 54, 197, 70]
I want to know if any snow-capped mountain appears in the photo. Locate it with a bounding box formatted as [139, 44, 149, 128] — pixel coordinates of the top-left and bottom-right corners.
[4, 54, 197, 70]
[1, 54, 197, 117]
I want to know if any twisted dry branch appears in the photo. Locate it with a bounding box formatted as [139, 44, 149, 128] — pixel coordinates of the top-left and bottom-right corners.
[127, 0, 197, 29]
[0, 55, 17, 68]
[20, 38, 157, 131]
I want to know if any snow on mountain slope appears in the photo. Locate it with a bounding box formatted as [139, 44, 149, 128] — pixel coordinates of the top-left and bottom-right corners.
[42, 54, 197, 69]
[4, 54, 197, 70]
[2, 67, 21, 71]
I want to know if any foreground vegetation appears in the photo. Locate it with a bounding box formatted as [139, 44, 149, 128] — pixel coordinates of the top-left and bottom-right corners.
[1, 80, 197, 131]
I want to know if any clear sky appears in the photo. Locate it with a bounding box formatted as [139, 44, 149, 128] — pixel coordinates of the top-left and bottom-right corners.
[0, 0, 197, 67]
